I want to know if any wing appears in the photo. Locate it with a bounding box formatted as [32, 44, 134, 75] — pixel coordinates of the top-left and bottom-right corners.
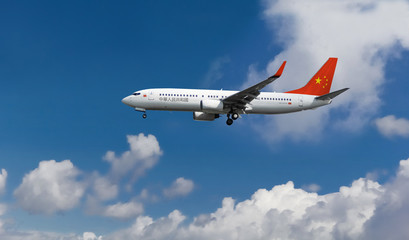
[223, 61, 286, 110]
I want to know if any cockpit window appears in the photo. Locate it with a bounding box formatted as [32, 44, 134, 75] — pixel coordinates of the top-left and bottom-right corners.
[132, 92, 141, 96]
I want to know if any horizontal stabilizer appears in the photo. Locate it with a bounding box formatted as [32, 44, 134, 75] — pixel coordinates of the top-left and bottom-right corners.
[315, 88, 349, 100]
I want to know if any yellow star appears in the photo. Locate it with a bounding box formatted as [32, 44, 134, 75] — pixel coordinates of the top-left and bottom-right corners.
[315, 77, 322, 84]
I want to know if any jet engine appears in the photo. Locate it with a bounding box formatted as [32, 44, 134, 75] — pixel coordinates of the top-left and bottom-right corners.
[200, 99, 224, 113]
[193, 112, 220, 121]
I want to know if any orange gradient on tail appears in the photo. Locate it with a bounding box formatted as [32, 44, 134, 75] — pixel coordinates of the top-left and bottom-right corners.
[286, 58, 338, 96]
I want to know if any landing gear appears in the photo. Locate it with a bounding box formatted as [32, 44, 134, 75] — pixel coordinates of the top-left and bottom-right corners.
[134, 108, 147, 119]
[225, 112, 240, 125]
[226, 118, 233, 125]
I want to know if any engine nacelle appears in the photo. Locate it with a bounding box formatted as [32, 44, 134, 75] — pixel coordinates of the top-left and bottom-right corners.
[193, 112, 220, 121]
[200, 99, 224, 113]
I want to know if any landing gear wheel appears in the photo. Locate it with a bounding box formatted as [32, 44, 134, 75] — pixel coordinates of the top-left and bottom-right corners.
[232, 113, 239, 120]
[226, 118, 233, 126]
[142, 113, 147, 119]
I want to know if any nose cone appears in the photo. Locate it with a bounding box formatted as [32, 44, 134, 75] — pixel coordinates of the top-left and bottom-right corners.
[122, 96, 133, 106]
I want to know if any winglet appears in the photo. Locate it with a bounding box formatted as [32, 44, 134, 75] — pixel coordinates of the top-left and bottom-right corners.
[273, 61, 287, 77]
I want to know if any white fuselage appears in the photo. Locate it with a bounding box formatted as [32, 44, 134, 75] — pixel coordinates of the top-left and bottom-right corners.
[122, 88, 331, 114]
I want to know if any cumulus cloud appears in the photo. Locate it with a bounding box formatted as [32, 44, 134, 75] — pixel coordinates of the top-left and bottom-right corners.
[0, 169, 7, 195]
[83, 134, 165, 220]
[163, 177, 194, 199]
[103, 158, 409, 240]
[103, 201, 144, 220]
[246, 0, 409, 142]
[0, 231, 101, 240]
[104, 134, 162, 185]
[83, 232, 103, 240]
[109, 210, 185, 240]
[375, 115, 409, 138]
[91, 174, 118, 201]
[14, 160, 85, 215]
[85, 134, 163, 219]
[0, 169, 8, 233]
[362, 158, 409, 239]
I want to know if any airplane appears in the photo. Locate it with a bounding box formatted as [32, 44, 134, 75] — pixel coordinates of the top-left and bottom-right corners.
[122, 58, 348, 125]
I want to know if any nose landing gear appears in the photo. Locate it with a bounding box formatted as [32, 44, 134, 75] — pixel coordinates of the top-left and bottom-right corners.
[134, 108, 147, 119]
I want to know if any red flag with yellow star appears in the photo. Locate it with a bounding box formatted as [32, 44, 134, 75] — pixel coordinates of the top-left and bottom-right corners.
[286, 58, 338, 96]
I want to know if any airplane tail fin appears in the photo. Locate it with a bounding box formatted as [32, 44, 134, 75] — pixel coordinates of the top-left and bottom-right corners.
[286, 58, 338, 96]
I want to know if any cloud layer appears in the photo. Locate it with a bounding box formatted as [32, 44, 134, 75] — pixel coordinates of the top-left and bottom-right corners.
[245, 0, 409, 142]
[104, 158, 409, 240]
[5, 157, 409, 239]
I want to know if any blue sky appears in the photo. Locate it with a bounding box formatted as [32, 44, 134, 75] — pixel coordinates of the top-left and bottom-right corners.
[1, 0, 409, 239]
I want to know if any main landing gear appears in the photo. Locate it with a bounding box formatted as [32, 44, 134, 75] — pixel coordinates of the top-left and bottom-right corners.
[226, 113, 239, 126]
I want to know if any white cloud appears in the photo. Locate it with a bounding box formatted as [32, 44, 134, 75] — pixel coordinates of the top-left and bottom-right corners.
[83, 134, 163, 219]
[0, 169, 7, 195]
[201, 56, 230, 88]
[104, 134, 162, 185]
[0, 203, 6, 234]
[302, 183, 321, 192]
[0, 231, 101, 240]
[104, 158, 409, 240]
[109, 210, 185, 240]
[0, 169, 7, 232]
[246, 0, 409, 142]
[13, 160, 85, 215]
[138, 188, 159, 203]
[362, 158, 409, 239]
[375, 115, 409, 138]
[163, 177, 195, 199]
[91, 174, 118, 201]
[83, 232, 103, 240]
[103, 201, 144, 220]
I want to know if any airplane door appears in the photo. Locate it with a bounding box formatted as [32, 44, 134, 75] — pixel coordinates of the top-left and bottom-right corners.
[148, 91, 154, 100]
[298, 96, 303, 107]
